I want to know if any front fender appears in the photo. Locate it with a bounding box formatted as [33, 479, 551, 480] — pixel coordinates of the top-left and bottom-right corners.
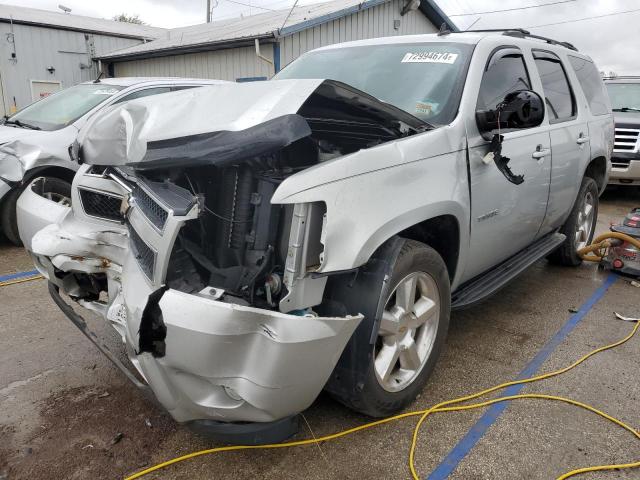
[272, 129, 470, 288]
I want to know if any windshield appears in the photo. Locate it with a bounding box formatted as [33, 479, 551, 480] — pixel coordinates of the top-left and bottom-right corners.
[6, 83, 124, 131]
[606, 83, 640, 111]
[275, 42, 473, 125]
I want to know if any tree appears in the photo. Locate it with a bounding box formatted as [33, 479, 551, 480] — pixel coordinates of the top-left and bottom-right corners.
[113, 13, 145, 24]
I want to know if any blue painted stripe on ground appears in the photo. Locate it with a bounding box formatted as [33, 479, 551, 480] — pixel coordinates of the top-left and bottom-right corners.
[427, 273, 618, 480]
[0, 269, 40, 283]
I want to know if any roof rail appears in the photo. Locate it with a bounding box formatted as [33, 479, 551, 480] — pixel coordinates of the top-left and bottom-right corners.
[464, 28, 578, 52]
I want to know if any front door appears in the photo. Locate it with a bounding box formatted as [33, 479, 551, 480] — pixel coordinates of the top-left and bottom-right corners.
[464, 47, 551, 280]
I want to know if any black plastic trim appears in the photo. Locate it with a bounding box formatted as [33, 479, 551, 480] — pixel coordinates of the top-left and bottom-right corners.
[451, 232, 566, 309]
[187, 415, 299, 445]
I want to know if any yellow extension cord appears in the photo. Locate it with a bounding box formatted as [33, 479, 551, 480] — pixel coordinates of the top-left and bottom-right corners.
[2, 234, 637, 478]
[124, 318, 640, 480]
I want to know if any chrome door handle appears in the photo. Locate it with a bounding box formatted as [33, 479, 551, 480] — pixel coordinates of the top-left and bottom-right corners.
[577, 135, 590, 145]
[532, 147, 550, 159]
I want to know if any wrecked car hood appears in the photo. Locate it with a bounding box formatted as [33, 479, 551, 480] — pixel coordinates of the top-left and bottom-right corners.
[76, 79, 427, 169]
[77, 79, 325, 167]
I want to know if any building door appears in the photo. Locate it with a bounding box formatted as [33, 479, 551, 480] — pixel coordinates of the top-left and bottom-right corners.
[30, 80, 62, 102]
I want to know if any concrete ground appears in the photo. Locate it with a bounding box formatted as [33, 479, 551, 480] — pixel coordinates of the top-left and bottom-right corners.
[1, 187, 639, 480]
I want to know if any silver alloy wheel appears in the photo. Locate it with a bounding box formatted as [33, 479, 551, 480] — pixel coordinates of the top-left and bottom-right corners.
[43, 191, 71, 207]
[575, 190, 595, 250]
[374, 271, 440, 392]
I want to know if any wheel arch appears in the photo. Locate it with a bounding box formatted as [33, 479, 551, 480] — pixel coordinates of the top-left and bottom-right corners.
[352, 205, 464, 286]
[23, 165, 76, 185]
[396, 215, 460, 283]
[344, 201, 469, 285]
[1, 165, 75, 220]
[583, 156, 608, 195]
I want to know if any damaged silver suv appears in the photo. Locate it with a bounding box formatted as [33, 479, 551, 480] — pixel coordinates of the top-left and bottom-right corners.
[13, 30, 613, 442]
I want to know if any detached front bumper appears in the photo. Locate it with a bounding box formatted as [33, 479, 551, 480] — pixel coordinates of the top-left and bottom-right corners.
[17, 177, 361, 430]
[122, 281, 361, 424]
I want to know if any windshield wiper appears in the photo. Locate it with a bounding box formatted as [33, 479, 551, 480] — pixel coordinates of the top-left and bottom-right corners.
[4, 119, 41, 130]
[612, 107, 640, 112]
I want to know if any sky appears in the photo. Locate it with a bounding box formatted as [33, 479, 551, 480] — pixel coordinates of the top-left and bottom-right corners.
[3, 0, 639, 74]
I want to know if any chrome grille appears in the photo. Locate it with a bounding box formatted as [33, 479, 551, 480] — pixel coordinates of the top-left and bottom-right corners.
[131, 184, 168, 230]
[611, 157, 631, 169]
[613, 128, 640, 152]
[128, 223, 156, 280]
[79, 188, 123, 222]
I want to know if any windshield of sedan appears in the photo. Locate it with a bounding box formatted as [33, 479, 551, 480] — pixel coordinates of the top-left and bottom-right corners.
[606, 83, 640, 112]
[275, 42, 473, 125]
[6, 83, 125, 131]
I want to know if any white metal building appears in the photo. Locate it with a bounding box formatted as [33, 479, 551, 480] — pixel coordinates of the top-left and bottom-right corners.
[99, 0, 456, 82]
[0, 4, 165, 116]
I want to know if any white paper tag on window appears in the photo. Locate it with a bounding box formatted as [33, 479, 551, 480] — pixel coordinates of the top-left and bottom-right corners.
[401, 52, 458, 64]
[93, 88, 120, 95]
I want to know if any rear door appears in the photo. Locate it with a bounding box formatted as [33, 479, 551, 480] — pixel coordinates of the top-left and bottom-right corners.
[464, 46, 551, 280]
[532, 50, 590, 236]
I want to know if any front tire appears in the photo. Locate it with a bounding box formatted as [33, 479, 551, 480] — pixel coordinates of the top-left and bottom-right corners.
[548, 176, 599, 266]
[337, 239, 451, 417]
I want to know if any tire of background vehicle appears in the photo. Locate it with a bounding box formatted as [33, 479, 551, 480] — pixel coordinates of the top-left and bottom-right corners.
[547, 176, 599, 266]
[0, 177, 71, 247]
[335, 239, 451, 417]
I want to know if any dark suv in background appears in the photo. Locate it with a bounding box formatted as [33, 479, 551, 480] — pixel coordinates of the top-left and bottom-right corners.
[605, 77, 640, 186]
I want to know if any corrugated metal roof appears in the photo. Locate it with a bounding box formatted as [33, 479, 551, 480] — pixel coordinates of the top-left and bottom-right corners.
[98, 0, 455, 60]
[0, 4, 166, 39]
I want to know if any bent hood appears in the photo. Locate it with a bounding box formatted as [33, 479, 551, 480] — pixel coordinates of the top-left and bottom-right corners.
[76, 79, 427, 169]
[77, 79, 325, 167]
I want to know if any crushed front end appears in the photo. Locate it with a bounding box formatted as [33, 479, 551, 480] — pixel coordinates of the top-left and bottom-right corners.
[18, 163, 361, 436]
[16, 79, 431, 438]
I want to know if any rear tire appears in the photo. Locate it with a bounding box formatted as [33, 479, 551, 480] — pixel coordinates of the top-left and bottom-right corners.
[548, 176, 599, 266]
[334, 239, 450, 417]
[0, 176, 71, 247]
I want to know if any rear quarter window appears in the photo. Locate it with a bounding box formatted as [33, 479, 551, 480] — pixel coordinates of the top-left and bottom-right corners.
[568, 56, 610, 116]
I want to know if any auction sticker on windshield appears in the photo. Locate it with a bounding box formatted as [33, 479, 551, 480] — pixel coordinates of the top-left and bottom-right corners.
[92, 88, 120, 95]
[401, 52, 458, 64]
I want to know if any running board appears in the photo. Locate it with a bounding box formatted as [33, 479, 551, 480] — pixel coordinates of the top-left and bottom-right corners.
[451, 232, 566, 310]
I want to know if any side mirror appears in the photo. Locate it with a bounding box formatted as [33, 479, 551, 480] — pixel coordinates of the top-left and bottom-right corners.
[476, 90, 545, 137]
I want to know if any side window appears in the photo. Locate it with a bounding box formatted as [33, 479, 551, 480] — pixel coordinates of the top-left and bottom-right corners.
[477, 48, 531, 112]
[113, 87, 172, 104]
[533, 51, 576, 122]
[567, 56, 609, 116]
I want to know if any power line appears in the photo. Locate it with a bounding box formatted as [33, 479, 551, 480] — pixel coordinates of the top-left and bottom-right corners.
[449, 0, 577, 17]
[281, 0, 300, 29]
[222, 0, 277, 12]
[526, 7, 640, 28]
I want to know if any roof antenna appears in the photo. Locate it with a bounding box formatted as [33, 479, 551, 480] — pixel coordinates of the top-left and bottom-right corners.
[437, 22, 451, 36]
[93, 70, 104, 83]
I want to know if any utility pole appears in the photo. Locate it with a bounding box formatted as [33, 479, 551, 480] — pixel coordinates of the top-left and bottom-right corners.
[206, 0, 211, 22]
